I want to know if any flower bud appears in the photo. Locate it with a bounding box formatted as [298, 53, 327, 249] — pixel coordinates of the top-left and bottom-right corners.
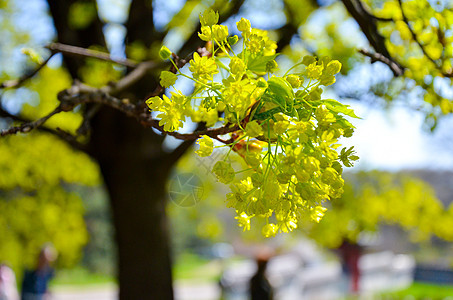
[266, 60, 278, 73]
[285, 74, 301, 88]
[199, 9, 219, 27]
[212, 24, 229, 41]
[236, 18, 251, 32]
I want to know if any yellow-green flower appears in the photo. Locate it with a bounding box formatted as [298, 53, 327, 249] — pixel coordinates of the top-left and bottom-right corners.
[199, 9, 219, 27]
[235, 212, 252, 231]
[189, 52, 218, 82]
[212, 24, 228, 42]
[262, 223, 277, 237]
[311, 206, 327, 223]
[285, 74, 301, 88]
[198, 26, 212, 41]
[145, 96, 162, 111]
[156, 94, 185, 132]
[245, 121, 263, 138]
[229, 57, 246, 76]
[306, 63, 323, 79]
[246, 34, 265, 54]
[212, 161, 235, 183]
[236, 18, 251, 32]
[160, 71, 177, 88]
[195, 135, 214, 157]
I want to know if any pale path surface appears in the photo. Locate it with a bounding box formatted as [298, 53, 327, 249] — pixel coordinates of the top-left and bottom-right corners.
[50, 281, 221, 300]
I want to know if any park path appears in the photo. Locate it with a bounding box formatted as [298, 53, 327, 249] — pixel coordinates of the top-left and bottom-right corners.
[51, 281, 220, 300]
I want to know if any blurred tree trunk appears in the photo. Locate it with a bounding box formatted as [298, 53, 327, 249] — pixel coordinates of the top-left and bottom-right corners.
[46, 1, 178, 298]
[45, 0, 244, 298]
[90, 107, 174, 299]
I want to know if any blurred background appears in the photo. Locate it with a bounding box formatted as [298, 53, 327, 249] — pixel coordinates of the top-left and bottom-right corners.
[0, 0, 453, 299]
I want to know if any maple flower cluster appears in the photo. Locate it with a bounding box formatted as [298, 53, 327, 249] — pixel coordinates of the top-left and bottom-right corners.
[147, 10, 359, 237]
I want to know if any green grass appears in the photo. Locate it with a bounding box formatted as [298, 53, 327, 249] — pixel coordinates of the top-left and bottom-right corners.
[50, 253, 218, 287]
[381, 282, 453, 299]
[50, 267, 115, 287]
[173, 253, 221, 282]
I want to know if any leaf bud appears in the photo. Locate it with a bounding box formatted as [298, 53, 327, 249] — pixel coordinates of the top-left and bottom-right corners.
[257, 78, 268, 88]
[159, 46, 172, 60]
[227, 35, 239, 45]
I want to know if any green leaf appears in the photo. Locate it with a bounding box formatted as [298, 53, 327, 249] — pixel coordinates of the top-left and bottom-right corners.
[323, 99, 360, 119]
[247, 54, 279, 73]
[267, 76, 294, 100]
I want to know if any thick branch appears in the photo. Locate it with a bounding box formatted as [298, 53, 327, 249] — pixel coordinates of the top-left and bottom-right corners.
[341, 0, 403, 77]
[46, 0, 106, 79]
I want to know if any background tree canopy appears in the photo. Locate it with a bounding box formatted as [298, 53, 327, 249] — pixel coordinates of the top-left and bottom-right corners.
[0, 0, 452, 299]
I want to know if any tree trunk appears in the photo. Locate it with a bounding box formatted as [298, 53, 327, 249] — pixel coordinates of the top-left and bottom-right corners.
[90, 107, 174, 299]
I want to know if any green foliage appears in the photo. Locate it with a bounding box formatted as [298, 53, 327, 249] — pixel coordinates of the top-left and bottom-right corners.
[0, 133, 100, 190]
[0, 185, 87, 270]
[79, 48, 122, 88]
[0, 132, 100, 272]
[381, 282, 453, 299]
[149, 12, 359, 236]
[365, 0, 453, 126]
[302, 172, 452, 248]
[22, 66, 82, 133]
[68, 1, 97, 30]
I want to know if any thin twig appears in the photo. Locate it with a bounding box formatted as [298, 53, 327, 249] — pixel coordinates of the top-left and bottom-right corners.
[0, 42, 240, 143]
[0, 53, 55, 89]
[1, 106, 62, 136]
[397, 0, 440, 68]
[359, 48, 405, 76]
[46, 43, 138, 68]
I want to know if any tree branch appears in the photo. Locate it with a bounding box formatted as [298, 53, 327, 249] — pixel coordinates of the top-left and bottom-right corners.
[47, 43, 138, 68]
[0, 106, 62, 136]
[0, 106, 86, 151]
[359, 48, 404, 76]
[0, 54, 55, 89]
[397, 0, 440, 68]
[341, 0, 404, 77]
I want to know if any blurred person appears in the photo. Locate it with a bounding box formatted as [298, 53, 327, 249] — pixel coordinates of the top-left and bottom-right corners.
[0, 263, 19, 300]
[249, 251, 273, 300]
[338, 240, 362, 293]
[21, 245, 57, 300]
